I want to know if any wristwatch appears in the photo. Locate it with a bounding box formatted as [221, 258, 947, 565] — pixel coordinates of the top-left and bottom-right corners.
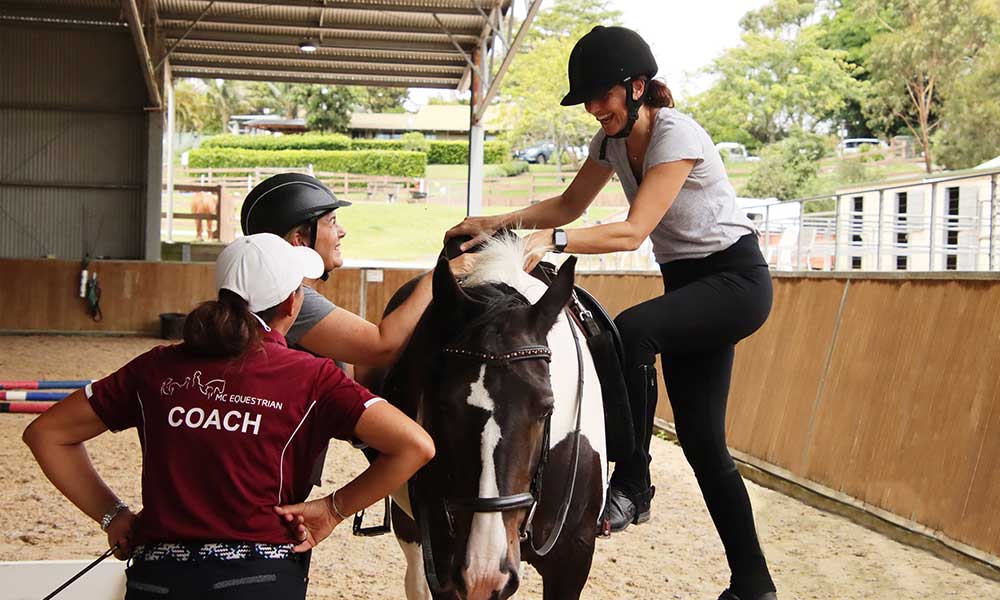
[100, 500, 129, 532]
[552, 228, 568, 253]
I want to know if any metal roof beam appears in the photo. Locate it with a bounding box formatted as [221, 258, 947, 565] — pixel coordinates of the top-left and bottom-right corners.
[0, 4, 123, 24]
[169, 0, 506, 17]
[170, 40, 467, 66]
[122, 0, 162, 109]
[473, 0, 542, 123]
[170, 53, 465, 78]
[161, 23, 477, 53]
[170, 66, 458, 89]
[157, 9, 484, 37]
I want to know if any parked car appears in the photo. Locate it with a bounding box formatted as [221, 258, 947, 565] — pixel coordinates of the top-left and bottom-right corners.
[715, 142, 759, 162]
[513, 141, 556, 164]
[838, 137, 888, 155]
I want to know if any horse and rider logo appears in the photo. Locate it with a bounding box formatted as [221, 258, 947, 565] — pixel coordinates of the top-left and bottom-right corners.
[160, 371, 226, 401]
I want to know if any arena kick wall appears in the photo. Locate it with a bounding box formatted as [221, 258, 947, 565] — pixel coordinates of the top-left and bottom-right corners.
[1, 258, 998, 566]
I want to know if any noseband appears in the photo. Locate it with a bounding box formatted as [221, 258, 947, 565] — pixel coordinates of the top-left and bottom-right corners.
[413, 310, 586, 594]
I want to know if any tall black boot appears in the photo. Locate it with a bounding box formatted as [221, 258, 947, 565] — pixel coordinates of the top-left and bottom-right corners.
[606, 363, 658, 532]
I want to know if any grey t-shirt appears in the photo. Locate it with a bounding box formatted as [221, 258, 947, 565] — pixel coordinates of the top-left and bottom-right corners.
[285, 284, 340, 487]
[286, 285, 337, 347]
[588, 107, 756, 263]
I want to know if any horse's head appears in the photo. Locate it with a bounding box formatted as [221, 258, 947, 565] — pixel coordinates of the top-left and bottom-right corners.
[421, 250, 576, 600]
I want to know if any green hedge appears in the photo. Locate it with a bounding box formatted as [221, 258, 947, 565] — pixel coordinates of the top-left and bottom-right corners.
[427, 141, 511, 164]
[201, 133, 353, 151]
[200, 134, 511, 164]
[349, 139, 408, 151]
[188, 148, 426, 177]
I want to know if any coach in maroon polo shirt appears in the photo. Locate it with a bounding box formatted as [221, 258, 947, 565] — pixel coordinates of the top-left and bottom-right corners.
[23, 234, 434, 599]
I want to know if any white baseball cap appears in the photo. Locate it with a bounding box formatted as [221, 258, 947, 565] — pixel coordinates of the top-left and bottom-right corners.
[215, 233, 325, 312]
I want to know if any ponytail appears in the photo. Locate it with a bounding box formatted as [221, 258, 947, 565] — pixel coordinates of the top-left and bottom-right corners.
[643, 78, 674, 109]
[182, 290, 265, 359]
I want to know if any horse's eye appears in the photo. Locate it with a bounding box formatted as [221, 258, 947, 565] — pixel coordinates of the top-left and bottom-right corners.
[537, 406, 554, 421]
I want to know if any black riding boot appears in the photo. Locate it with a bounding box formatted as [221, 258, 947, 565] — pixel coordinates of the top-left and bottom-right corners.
[607, 363, 658, 532]
[718, 590, 778, 600]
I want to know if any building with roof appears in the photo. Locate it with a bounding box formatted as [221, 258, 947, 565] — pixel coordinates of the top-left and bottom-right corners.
[349, 104, 505, 140]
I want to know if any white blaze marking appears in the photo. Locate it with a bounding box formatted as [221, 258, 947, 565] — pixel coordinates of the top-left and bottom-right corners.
[464, 365, 509, 592]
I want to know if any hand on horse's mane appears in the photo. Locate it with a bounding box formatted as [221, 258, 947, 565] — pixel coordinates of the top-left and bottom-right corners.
[443, 215, 505, 253]
[447, 252, 478, 278]
[524, 229, 556, 272]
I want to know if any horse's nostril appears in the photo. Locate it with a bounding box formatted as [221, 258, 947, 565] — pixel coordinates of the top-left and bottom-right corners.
[499, 567, 520, 599]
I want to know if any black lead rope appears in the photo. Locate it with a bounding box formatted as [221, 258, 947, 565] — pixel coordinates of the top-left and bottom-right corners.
[41, 544, 118, 600]
[414, 479, 447, 595]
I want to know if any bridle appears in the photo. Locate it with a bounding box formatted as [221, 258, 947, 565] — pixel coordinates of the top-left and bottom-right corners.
[413, 309, 585, 595]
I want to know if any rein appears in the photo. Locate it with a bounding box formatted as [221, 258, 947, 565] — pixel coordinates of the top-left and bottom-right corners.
[414, 308, 586, 594]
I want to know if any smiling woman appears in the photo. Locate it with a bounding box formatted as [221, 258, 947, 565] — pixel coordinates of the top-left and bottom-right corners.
[445, 25, 777, 600]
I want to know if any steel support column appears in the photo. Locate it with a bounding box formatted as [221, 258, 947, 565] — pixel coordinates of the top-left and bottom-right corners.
[467, 46, 484, 216]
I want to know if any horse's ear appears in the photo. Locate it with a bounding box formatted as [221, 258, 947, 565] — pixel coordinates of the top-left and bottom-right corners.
[431, 256, 466, 318]
[532, 256, 576, 333]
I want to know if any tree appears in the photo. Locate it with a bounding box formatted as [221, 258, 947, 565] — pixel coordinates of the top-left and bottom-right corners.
[934, 40, 1000, 169]
[498, 0, 622, 171]
[814, 0, 884, 137]
[173, 80, 220, 133]
[354, 87, 409, 113]
[203, 79, 252, 132]
[302, 86, 355, 132]
[686, 2, 863, 149]
[859, 0, 993, 172]
[740, 0, 817, 37]
[742, 130, 827, 199]
[244, 82, 308, 118]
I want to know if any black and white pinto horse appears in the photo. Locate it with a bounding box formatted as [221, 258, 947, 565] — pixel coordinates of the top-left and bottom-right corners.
[376, 236, 608, 600]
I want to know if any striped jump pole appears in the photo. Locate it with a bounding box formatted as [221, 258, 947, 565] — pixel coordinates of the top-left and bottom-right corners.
[0, 401, 56, 414]
[0, 380, 91, 390]
[0, 391, 71, 401]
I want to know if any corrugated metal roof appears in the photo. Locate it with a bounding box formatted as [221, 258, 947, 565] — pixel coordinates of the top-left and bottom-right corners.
[0, 0, 511, 89]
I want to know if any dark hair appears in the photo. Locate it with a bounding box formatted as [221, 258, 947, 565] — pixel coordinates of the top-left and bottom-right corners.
[643, 78, 674, 108]
[182, 289, 282, 359]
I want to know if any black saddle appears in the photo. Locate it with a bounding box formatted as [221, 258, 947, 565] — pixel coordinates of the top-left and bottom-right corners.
[531, 261, 634, 462]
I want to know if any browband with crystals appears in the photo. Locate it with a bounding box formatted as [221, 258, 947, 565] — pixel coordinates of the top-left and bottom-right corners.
[441, 345, 552, 365]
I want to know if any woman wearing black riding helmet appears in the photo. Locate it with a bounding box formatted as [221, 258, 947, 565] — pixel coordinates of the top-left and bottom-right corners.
[446, 26, 777, 600]
[242, 173, 475, 368]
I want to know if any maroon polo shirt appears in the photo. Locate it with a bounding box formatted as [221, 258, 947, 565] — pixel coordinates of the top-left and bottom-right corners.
[86, 328, 378, 545]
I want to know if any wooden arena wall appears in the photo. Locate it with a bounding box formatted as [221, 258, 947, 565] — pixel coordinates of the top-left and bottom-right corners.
[1, 258, 998, 561]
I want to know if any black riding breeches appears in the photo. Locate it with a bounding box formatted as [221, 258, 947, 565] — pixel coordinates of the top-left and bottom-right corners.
[612, 233, 776, 597]
[124, 552, 311, 600]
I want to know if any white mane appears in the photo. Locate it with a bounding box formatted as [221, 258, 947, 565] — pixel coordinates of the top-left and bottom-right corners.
[460, 234, 530, 289]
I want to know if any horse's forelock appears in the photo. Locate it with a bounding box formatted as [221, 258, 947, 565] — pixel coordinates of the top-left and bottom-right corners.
[461, 234, 527, 288]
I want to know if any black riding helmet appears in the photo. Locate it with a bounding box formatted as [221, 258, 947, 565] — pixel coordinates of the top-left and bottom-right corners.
[241, 173, 350, 280]
[562, 26, 658, 155]
[561, 26, 658, 106]
[241, 172, 350, 239]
